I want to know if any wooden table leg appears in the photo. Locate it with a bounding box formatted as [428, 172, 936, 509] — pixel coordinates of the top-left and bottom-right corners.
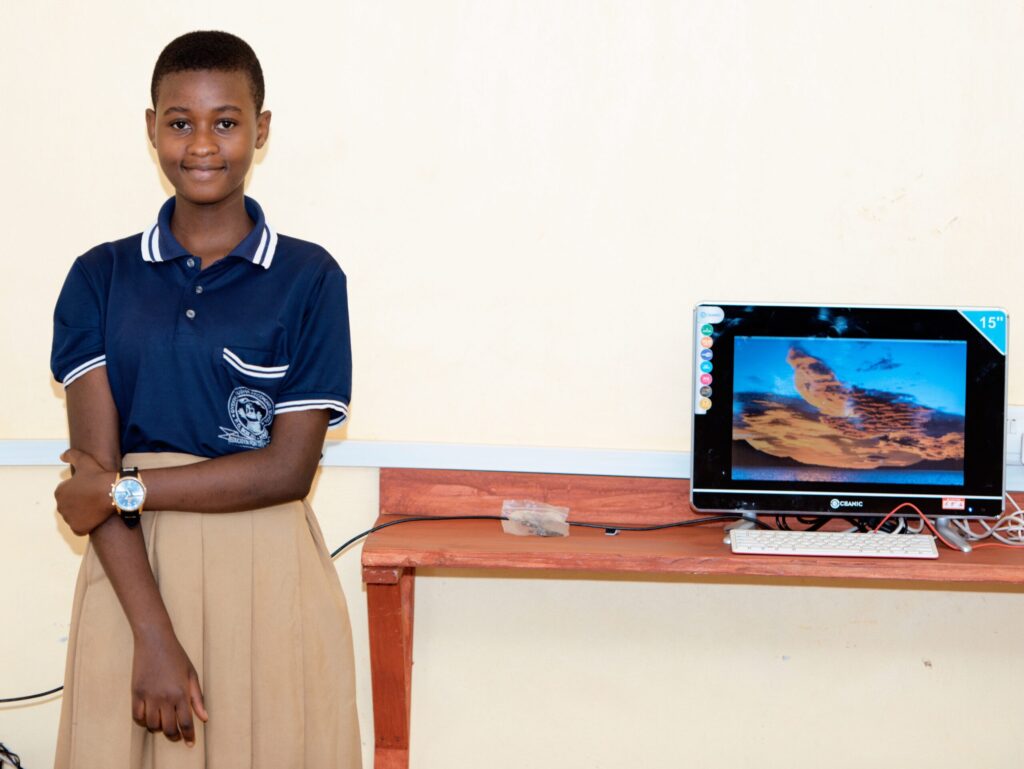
[364, 566, 416, 769]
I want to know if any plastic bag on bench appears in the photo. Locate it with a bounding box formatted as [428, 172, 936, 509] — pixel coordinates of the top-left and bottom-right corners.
[501, 499, 570, 537]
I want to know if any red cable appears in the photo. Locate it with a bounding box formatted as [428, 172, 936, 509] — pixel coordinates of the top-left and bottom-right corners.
[873, 496, 1024, 550]
[871, 501, 959, 551]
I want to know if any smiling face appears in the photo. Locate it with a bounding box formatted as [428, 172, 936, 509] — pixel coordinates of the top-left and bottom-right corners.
[146, 69, 271, 207]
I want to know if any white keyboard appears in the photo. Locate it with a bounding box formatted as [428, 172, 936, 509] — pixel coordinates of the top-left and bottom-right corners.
[729, 528, 939, 559]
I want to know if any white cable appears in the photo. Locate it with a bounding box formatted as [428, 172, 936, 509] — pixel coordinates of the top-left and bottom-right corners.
[948, 495, 1024, 545]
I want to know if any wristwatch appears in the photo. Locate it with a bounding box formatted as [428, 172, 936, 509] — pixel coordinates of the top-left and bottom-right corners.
[110, 467, 146, 528]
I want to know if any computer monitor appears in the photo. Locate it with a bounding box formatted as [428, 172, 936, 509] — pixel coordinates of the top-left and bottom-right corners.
[690, 303, 1007, 519]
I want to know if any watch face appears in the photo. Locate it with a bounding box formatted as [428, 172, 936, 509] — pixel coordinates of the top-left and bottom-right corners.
[113, 477, 145, 512]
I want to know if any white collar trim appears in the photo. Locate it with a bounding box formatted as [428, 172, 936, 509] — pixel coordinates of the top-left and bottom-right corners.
[139, 222, 277, 269]
[141, 222, 164, 262]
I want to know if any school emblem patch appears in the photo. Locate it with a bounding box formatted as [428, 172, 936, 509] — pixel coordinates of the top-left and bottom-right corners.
[219, 387, 275, 448]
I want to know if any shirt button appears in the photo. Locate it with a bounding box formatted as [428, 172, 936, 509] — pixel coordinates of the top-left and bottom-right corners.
[195, 285, 204, 294]
[186, 257, 196, 268]
[185, 309, 196, 319]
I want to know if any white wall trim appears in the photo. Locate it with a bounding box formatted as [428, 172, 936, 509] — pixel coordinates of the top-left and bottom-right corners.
[1, 441, 71, 467]
[0, 440, 690, 478]
[4, 439, 1021, 489]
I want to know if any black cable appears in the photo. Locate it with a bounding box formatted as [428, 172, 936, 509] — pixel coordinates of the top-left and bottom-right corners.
[330, 515, 507, 557]
[0, 685, 63, 704]
[569, 514, 744, 532]
[6, 512, 751, 704]
[773, 514, 919, 535]
[331, 512, 750, 557]
[0, 741, 25, 768]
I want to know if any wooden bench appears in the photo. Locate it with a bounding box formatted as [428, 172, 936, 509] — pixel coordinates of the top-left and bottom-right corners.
[361, 468, 1024, 769]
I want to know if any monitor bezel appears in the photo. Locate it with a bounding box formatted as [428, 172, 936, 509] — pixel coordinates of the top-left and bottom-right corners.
[689, 302, 1008, 520]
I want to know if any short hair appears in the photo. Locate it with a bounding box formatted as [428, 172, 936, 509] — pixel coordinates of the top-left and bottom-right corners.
[151, 31, 265, 112]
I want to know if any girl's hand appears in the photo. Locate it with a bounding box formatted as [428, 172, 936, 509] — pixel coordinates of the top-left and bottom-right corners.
[132, 628, 209, 746]
[55, 448, 116, 535]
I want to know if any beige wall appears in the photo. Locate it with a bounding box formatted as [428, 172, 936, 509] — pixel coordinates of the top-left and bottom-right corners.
[2, 2, 1023, 767]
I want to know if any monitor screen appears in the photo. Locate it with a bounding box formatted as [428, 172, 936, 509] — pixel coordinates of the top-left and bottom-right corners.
[690, 304, 1007, 519]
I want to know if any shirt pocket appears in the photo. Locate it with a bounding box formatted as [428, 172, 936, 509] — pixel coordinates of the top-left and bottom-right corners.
[219, 345, 291, 402]
[214, 346, 290, 450]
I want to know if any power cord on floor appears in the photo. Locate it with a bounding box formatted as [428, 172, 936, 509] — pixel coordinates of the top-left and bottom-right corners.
[0, 741, 25, 768]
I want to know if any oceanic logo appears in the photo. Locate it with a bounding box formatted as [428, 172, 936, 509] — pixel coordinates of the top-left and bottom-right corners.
[830, 498, 864, 509]
[219, 387, 275, 448]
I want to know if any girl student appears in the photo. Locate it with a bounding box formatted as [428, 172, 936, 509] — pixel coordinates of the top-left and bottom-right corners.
[51, 31, 361, 767]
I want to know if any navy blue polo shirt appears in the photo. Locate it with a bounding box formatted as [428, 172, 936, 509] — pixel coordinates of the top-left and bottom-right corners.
[51, 196, 352, 458]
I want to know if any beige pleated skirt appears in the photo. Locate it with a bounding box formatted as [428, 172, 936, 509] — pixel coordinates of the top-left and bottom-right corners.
[54, 453, 362, 769]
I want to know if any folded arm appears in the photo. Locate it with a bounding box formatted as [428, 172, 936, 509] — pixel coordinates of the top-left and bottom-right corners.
[56, 366, 329, 744]
[56, 369, 330, 535]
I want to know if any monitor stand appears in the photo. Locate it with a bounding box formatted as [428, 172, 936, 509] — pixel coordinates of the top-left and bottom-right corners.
[723, 512, 758, 545]
[934, 517, 972, 553]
